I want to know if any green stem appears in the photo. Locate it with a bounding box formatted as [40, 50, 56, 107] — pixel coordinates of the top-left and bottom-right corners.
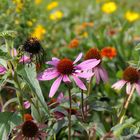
[118, 84, 135, 124]
[87, 77, 93, 96]
[14, 73, 24, 120]
[81, 90, 85, 121]
[5, 39, 11, 56]
[68, 87, 72, 140]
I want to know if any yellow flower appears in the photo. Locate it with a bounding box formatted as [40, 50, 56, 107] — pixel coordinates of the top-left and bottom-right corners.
[31, 25, 46, 40]
[34, 0, 42, 5]
[12, 0, 23, 13]
[46, 1, 58, 11]
[27, 21, 33, 27]
[125, 11, 139, 22]
[101, 2, 117, 14]
[49, 10, 63, 21]
[81, 32, 88, 38]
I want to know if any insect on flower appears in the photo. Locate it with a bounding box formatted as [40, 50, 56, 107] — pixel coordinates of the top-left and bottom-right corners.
[18, 37, 45, 65]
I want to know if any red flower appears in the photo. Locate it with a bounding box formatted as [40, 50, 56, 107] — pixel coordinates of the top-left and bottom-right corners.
[101, 47, 117, 59]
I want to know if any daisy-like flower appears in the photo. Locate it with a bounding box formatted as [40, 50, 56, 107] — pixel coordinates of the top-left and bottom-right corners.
[13, 120, 47, 140]
[85, 48, 108, 84]
[125, 11, 139, 22]
[38, 53, 100, 97]
[112, 67, 140, 95]
[19, 37, 45, 64]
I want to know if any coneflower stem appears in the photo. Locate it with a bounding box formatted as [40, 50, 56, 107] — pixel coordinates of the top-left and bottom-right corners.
[118, 85, 135, 124]
[81, 90, 85, 121]
[87, 77, 93, 96]
[68, 87, 72, 140]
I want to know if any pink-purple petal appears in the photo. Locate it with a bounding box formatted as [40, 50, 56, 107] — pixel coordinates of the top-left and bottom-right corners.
[0, 66, 6, 75]
[37, 70, 59, 81]
[76, 72, 94, 79]
[49, 76, 63, 98]
[73, 53, 83, 64]
[94, 67, 100, 84]
[19, 55, 31, 63]
[72, 75, 87, 90]
[126, 82, 132, 94]
[63, 75, 71, 83]
[99, 67, 108, 83]
[112, 80, 127, 90]
[136, 83, 140, 95]
[57, 92, 64, 103]
[77, 59, 100, 70]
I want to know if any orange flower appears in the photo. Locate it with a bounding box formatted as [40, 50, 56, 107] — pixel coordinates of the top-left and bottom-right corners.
[68, 39, 79, 49]
[24, 114, 33, 121]
[82, 22, 94, 28]
[101, 47, 117, 59]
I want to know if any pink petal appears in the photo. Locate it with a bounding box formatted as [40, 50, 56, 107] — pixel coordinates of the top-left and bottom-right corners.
[126, 82, 132, 94]
[94, 67, 100, 84]
[77, 59, 100, 70]
[0, 66, 6, 75]
[57, 92, 64, 103]
[19, 55, 31, 63]
[99, 67, 108, 83]
[46, 57, 60, 66]
[72, 75, 87, 90]
[37, 70, 59, 81]
[76, 71, 94, 79]
[112, 80, 126, 90]
[11, 48, 17, 57]
[49, 76, 63, 98]
[63, 75, 71, 83]
[23, 101, 31, 109]
[136, 83, 140, 95]
[73, 53, 83, 64]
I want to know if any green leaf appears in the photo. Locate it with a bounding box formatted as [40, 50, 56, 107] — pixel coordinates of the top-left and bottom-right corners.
[135, 43, 140, 51]
[111, 118, 136, 137]
[0, 112, 22, 140]
[90, 101, 112, 112]
[18, 64, 49, 114]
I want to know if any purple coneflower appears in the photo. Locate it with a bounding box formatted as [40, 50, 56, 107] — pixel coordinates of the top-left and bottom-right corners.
[112, 67, 140, 94]
[13, 120, 47, 140]
[37, 53, 100, 97]
[84, 48, 108, 84]
[0, 65, 7, 75]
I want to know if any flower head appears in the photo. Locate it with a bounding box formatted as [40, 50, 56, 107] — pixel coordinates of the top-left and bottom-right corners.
[0, 66, 7, 75]
[125, 11, 139, 22]
[14, 120, 47, 139]
[101, 2, 117, 14]
[19, 37, 45, 64]
[112, 67, 140, 95]
[68, 39, 79, 49]
[101, 47, 117, 59]
[46, 1, 58, 11]
[34, 0, 42, 5]
[49, 10, 63, 21]
[31, 25, 46, 40]
[38, 53, 100, 97]
[24, 114, 33, 121]
[85, 48, 108, 84]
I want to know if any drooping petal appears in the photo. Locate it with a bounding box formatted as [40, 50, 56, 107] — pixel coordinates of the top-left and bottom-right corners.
[112, 80, 127, 90]
[136, 83, 140, 95]
[72, 75, 87, 90]
[94, 67, 100, 84]
[77, 59, 100, 70]
[126, 82, 132, 94]
[49, 76, 63, 98]
[63, 75, 71, 83]
[57, 92, 64, 103]
[99, 67, 108, 83]
[75, 71, 94, 79]
[73, 53, 83, 64]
